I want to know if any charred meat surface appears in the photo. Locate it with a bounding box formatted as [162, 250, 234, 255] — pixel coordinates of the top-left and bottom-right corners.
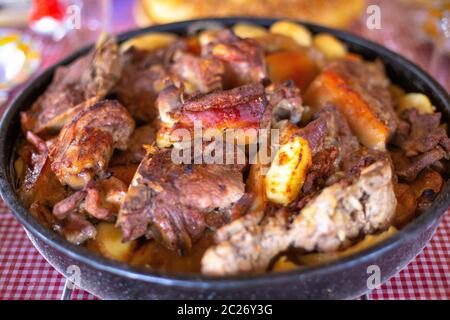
[117, 148, 245, 252]
[49, 100, 135, 189]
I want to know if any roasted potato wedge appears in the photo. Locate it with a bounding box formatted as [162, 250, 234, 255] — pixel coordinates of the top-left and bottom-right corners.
[120, 32, 178, 52]
[396, 93, 435, 114]
[90, 223, 137, 262]
[233, 23, 268, 39]
[128, 241, 155, 267]
[272, 255, 298, 272]
[254, 33, 304, 53]
[313, 33, 347, 59]
[270, 20, 312, 47]
[265, 135, 312, 205]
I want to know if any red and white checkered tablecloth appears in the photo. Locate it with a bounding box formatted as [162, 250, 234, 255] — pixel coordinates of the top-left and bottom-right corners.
[0, 200, 449, 300]
[0, 209, 96, 300]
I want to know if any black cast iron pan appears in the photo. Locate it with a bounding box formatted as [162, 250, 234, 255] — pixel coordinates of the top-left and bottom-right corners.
[0, 18, 449, 299]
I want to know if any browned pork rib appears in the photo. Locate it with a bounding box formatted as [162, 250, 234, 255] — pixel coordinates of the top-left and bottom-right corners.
[392, 109, 450, 182]
[179, 83, 267, 128]
[202, 159, 396, 275]
[21, 35, 122, 134]
[117, 148, 245, 252]
[49, 100, 135, 189]
[157, 83, 268, 147]
[203, 29, 268, 87]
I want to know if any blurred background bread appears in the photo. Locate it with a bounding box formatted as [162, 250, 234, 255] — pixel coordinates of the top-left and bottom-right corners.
[135, 0, 365, 28]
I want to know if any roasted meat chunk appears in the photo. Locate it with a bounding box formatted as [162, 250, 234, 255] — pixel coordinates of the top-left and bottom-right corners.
[116, 39, 220, 123]
[115, 47, 171, 123]
[157, 83, 268, 147]
[27, 192, 97, 245]
[21, 35, 122, 134]
[395, 109, 450, 157]
[55, 212, 97, 245]
[17, 132, 68, 208]
[178, 83, 267, 130]
[53, 176, 127, 221]
[156, 84, 184, 127]
[49, 100, 135, 189]
[304, 59, 397, 150]
[117, 148, 245, 252]
[265, 80, 304, 126]
[204, 30, 268, 87]
[202, 159, 396, 275]
[392, 109, 450, 182]
[170, 52, 225, 94]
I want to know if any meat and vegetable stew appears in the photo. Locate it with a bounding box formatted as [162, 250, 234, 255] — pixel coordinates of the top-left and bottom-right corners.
[14, 22, 450, 275]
